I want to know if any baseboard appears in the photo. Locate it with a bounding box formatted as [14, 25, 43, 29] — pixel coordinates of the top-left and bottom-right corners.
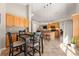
[0, 47, 6, 55]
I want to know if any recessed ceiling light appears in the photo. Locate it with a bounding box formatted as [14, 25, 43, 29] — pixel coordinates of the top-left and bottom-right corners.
[44, 6, 45, 8]
[50, 3, 52, 4]
[46, 4, 48, 6]
[43, 3, 53, 8]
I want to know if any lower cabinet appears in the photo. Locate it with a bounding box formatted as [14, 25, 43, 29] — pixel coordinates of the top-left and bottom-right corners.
[6, 33, 17, 48]
[6, 34, 10, 48]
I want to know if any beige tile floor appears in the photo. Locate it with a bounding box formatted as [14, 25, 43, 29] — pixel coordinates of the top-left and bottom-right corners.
[42, 39, 66, 56]
[1, 38, 79, 56]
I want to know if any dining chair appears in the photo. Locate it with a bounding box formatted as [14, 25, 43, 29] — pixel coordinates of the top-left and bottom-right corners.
[8, 32, 26, 56]
[26, 32, 41, 56]
[19, 30, 26, 35]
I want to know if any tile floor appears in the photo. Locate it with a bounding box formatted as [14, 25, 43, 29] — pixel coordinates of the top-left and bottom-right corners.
[1, 38, 79, 56]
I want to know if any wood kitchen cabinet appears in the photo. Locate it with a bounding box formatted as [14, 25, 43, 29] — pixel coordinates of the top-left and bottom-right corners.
[24, 18, 29, 28]
[23, 19, 26, 28]
[19, 18, 29, 28]
[6, 34, 10, 48]
[48, 23, 51, 30]
[72, 14, 79, 37]
[6, 13, 29, 48]
[72, 14, 79, 47]
[47, 22, 60, 29]
[12, 33, 17, 42]
[6, 13, 14, 27]
[14, 16, 20, 27]
[6, 13, 29, 28]
[19, 17, 24, 27]
[6, 33, 17, 48]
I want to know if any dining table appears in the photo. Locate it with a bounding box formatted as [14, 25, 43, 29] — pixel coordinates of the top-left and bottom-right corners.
[18, 32, 44, 55]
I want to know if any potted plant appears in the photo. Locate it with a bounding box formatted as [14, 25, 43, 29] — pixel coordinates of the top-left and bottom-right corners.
[71, 37, 77, 48]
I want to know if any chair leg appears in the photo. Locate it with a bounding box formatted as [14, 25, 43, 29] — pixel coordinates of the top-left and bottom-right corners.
[33, 48, 35, 56]
[39, 42, 41, 56]
[24, 44, 27, 56]
[9, 48, 11, 56]
[16, 47, 19, 51]
[20, 46, 22, 53]
[9, 52, 10, 56]
[9, 48, 13, 56]
[12, 48, 14, 56]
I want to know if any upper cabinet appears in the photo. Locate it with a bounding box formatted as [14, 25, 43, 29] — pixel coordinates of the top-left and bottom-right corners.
[14, 16, 20, 27]
[24, 18, 29, 28]
[72, 14, 79, 37]
[47, 22, 60, 30]
[6, 13, 29, 28]
[6, 13, 14, 27]
[19, 17, 24, 28]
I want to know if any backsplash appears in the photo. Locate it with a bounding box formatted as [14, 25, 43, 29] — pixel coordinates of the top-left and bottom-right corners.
[6, 26, 25, 33]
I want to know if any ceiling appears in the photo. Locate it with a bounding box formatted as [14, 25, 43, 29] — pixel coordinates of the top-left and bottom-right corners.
[20, 3, 47, 12]
[21, 3, 78, 23]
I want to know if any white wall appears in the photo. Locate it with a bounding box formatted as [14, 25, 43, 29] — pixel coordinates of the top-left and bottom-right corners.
[0, 4, 6, 49]
[60, 20, 73, 44]
[32, 21, 39, 32]
[5, 3, 28, 33]
[0, 3, 28, 50]
[6, 3, 27, 18]
[27, 5, 32, 32]
[75, 4, 79, 13]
